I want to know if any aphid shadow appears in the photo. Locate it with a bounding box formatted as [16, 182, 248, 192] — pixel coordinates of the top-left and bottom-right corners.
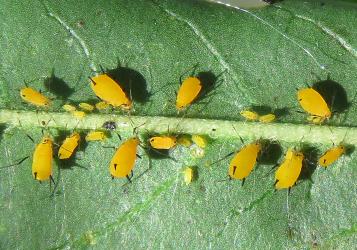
[299, 144, 318, 182]
[344, 144, 355, 156]
[190, 166, 199, 183]
[312, 78, 350, 113]
[0, 125, 6, 140]
[195, 71, 222, 102]
[43, 70, 74, 100]
[250, 105, 290, 119]
[259, 140, 283, 165]
[106, 64, 150, 103]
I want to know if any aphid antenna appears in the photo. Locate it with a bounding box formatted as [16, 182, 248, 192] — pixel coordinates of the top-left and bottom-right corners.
[206, 151, 235, 168]
[179, 63, 199, 84]
[0, 156, 29, 170]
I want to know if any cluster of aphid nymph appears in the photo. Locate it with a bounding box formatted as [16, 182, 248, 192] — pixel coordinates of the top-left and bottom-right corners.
[2, 65, 353, 195]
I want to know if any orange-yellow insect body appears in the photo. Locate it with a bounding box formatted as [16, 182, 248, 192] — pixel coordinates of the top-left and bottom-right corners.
[275, 149, 304, 190]
[79, 102, 94, 112]
[149, 136, 177, 150]
[297, 88, 331, 123]
[90, 74, 132, 109]
[72, 111, 86, 119]
[58, 132, 81, 159]
[62, 104, 76, 112]
[95, 101, 110, 110]
[259, 113, 276, 123]
[177, 135, 192, 147]
[176, 77, 202, 110]
[110, 138, 140, 179]
[183, 167, 194, 185]
[318, 145, 345, 167]
[85, 131, 106, 142]
[20, 87, 51, 107]
[229, 142, 261, 181]
[32, 136, 53, 181]
[191, 135, 207, 148]
[240, 110, 259, 121]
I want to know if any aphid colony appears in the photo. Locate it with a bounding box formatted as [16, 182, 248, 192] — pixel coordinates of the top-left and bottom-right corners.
[4, 69, 350, 192]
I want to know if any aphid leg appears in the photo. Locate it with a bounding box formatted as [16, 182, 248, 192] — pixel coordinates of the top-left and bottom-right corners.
[241, 178, 246, 187]
[136, 154, 142, 159]
[111, 175, 114, 180]
[116, 133, 122, 141]
[126, 175, 132, 183]
[99, 64, 105, 74]
[288, 187, 291, 195]
[273, 179, 278, 187]
[34, 172, 38, 180]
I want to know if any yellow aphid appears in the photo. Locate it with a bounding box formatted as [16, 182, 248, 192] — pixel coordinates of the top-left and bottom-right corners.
[95, 101, 110, 110]
[191, 135, 207, 148]
[149, 136, 177, 150]
[85, 131, 106, 142]
[32, 136, 53, 181]
[79, 102, 94, 112]
[258, 113, 276, 123]
[183, 167, 194, 185]
[58, 132, 81, 159]
[240, 110, 259, 121]
[89, 74, 132, 110]
[318, 145, 345, 167]
[62, 104, 77, 112]
[176, 76, 202, 111]
[72, 111, 86, 119]
[110, 138, 140, 180]
[20, 87, 51, 107]
[177, 135, 192, 147]
[275, 149, 304, 190]
[297, 88, 331, 123]
[229, 142, 261, 183]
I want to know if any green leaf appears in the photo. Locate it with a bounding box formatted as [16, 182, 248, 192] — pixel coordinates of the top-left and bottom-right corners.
[1, 0, 357, 249]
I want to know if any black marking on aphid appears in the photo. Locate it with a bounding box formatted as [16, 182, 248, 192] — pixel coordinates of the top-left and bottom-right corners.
[111, 175, 114, 180]
[233, 166, 237, 175]
[274, 179, 279, 186]
[323, 159, 326, 163]
[34, 172, 38, 180]
[114, 163, 117, 170]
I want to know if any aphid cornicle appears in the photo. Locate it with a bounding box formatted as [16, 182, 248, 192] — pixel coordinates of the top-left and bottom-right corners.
[109, 138, 140, 181]
[274, 149, 304, 190]
[318, 145, 345, 167]
[228, 141, 261, 184]
[149, 136, 177, 150]
[89, 74, 132, 109]
[58, 132, 81, 159]
[20, 87, 51, 107]
[297, 87, 331, 123]
[32, 136, 54, 182]
[176, 76, 202, 111]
